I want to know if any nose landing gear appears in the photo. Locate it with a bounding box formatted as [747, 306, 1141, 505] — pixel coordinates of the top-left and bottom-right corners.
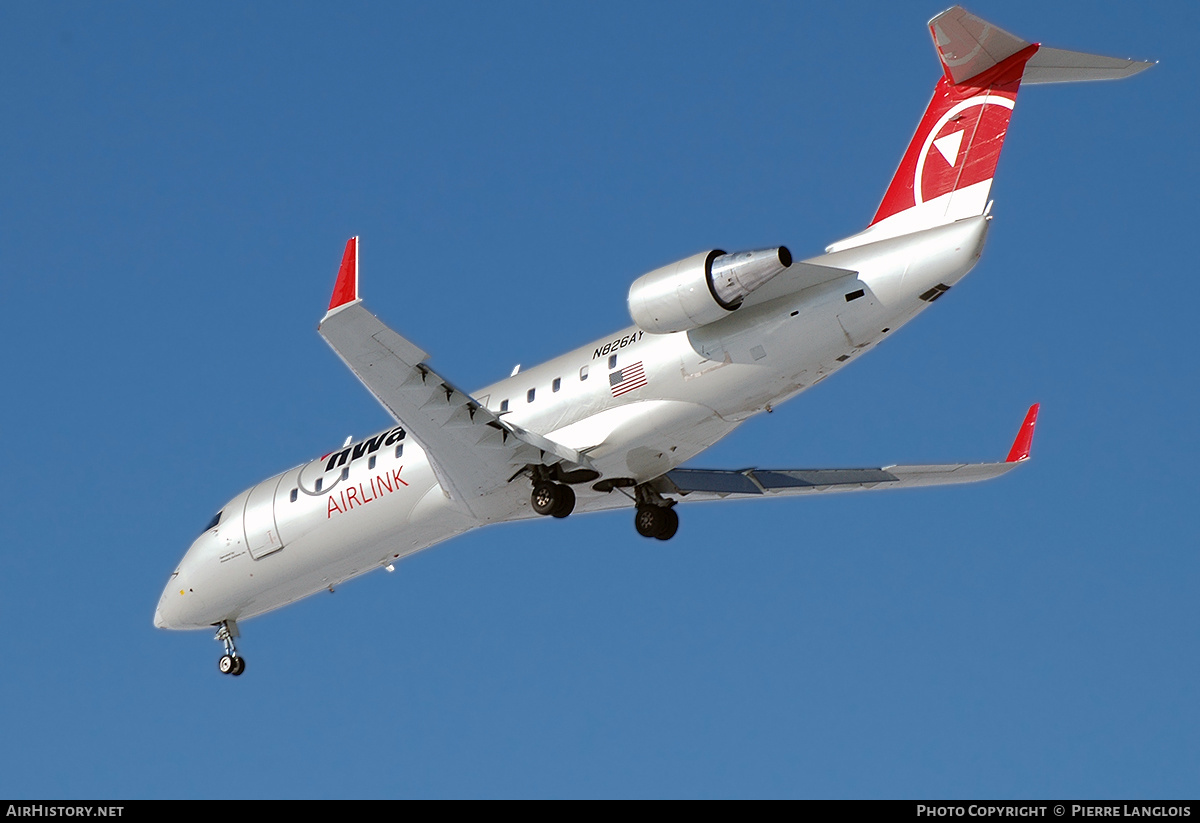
[215, 620, 246, 676]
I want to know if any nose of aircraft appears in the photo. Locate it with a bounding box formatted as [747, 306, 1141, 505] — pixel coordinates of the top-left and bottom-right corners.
[154, 575, 184, 629]
[155, 562, 212, 630]
[157, 522, 227, 630]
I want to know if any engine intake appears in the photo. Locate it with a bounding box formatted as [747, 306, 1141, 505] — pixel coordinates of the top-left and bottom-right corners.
[627, 247, 791, 334]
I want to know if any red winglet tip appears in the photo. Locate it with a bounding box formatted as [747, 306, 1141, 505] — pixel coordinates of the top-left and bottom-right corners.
[1006, 403, 1040, 463]
[328, 236, 359, 311]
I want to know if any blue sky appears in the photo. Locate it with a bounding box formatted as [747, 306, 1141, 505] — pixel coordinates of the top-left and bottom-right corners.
[2, 0, 1196, 799]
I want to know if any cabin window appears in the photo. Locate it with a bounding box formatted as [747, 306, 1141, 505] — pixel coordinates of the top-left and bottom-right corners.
[553, 377, 561, 392]
[608, 354, 617, 369]
[579, 366, 588, 381]
[341, 467, 350, 481]
[290, 488, 298, 503]
[395, 444, 404, 458]
[368, 456, 376, 470]
[527, 388, 535, 403]
[500, 399, 509, 412]
[315, 478, 323, 493]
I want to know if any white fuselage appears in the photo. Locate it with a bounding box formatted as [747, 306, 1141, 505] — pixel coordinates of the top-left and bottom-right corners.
[155, 216, 988, 630]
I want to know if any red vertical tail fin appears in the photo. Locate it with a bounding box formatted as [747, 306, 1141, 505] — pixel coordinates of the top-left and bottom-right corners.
[826, 6, 1151, 254]
[869, 9, 1038, 229]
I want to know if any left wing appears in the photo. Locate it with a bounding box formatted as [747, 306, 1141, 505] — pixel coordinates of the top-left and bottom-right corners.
[317, 238, 593, 516]
[651, 404, 1040, 502]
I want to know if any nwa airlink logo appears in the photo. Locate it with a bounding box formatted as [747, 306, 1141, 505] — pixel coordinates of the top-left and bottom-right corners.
[322, 426, 407, 471]
[305, 426, 411, 519]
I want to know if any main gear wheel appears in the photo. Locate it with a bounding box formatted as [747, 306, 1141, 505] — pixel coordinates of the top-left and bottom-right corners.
[634, 504, 678, 540]
[531, 481, 576, 518]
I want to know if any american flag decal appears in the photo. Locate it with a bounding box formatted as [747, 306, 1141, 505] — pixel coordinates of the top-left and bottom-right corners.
[609, 361, 647, 397]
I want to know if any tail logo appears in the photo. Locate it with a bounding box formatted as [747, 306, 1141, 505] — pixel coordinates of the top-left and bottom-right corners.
[913, 93, 1015, 206]
[933, 131, 964, 166]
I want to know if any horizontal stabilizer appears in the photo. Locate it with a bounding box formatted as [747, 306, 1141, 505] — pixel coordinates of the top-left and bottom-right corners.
[1023, 47, 1154, 85]
[929, 7, 1153, 88]
[929, 5, 1032, 86]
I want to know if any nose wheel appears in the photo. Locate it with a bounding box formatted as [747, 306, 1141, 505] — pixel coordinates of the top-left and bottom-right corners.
[215, 621, 246, 676]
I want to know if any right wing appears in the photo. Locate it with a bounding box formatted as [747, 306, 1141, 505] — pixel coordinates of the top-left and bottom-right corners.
[652, 404, 1040, 502]
[317, 238, 593, 517]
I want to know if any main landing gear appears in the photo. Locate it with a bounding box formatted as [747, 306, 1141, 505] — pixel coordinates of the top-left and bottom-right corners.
[533, 467, 680, 540]
[590, 477, 682, 540]
[631, 481, 678, 540]
[531, 480, 575, 518]
[634, 502, 678, 540]
[529, 465, 600, 519]
[215, 620, 246, 676]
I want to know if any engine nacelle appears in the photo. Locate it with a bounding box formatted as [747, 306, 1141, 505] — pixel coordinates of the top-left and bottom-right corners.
[627, 247, 792, 334]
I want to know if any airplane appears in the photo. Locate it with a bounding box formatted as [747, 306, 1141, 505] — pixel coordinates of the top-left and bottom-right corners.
[154, 7, 1152, 675]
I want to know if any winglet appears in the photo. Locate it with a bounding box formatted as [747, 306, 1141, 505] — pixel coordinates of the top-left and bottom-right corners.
[1005, 403, 1040, 463]
[328, 237, 359, 312]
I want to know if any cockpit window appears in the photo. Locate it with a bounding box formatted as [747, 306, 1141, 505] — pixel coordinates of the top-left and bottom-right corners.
[201, 511, 222, 534]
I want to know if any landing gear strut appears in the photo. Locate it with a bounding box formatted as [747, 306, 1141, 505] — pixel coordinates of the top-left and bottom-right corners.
[215, 620, 246, 676]
[531, 480, 575, 518]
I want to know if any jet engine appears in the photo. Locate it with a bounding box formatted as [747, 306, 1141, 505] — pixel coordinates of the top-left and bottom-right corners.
[627, 247, 792, 334]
